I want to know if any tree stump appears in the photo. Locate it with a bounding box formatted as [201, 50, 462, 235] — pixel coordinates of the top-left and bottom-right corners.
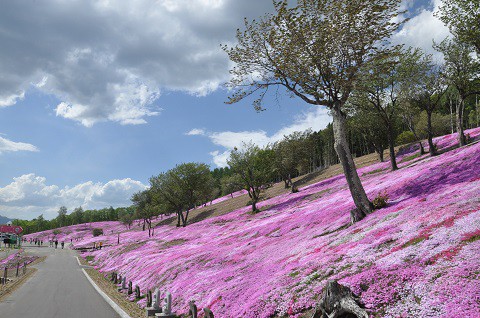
[310, 280, 368, 318]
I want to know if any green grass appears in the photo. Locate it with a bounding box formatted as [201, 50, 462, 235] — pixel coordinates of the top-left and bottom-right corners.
[401, 152, 421, 162]
[362, 168, 386, 176]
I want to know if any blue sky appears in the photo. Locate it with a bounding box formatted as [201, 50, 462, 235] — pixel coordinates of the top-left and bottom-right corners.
[0, 0, 450, 220]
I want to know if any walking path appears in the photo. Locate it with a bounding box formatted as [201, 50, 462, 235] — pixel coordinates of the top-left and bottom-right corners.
[0, 243, 119, 318]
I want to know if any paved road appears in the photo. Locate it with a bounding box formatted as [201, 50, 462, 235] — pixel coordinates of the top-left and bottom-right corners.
[0, 244, 120, 318]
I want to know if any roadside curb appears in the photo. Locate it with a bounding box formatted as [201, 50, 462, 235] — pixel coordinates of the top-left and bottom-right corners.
[81, 266, 132, 318]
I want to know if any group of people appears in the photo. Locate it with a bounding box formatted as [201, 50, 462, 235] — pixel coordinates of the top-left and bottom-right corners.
[29, 238, 43, 246]
[93, 241, 103, 250]
[49, 239, 65, 249]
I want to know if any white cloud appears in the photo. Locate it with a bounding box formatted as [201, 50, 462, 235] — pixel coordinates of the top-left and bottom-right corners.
[0, 174, 147, 220]
[0, 91, 25, 108]
[191, 107, 332, 167]
[393, 0, 451, 60]
[0, 0, 274, 126]
[185, 128, 206, 136]
[0, 136, 39, 154]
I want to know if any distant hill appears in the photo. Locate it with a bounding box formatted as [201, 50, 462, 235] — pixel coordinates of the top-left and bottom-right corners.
[0, 215, 12, 225]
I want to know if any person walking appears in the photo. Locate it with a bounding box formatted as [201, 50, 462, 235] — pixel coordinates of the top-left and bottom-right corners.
[61, 241, 64, 249]
[55, 240, 58, 249]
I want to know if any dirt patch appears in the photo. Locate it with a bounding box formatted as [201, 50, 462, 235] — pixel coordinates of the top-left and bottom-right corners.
[84, 268, 145, 318]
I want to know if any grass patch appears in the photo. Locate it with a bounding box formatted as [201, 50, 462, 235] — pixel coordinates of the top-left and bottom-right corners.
[163, 239, 188, 248]
[401, 152, 421, 162]
[85, 255, 95, 262]
[289, 270, 300, 278]
[402, 236, 427, 248]
[84, 268, 145, 318]
[362, 168, 386, 176]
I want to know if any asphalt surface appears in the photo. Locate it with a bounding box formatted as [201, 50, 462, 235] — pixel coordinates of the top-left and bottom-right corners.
[0, 243, 120, 318]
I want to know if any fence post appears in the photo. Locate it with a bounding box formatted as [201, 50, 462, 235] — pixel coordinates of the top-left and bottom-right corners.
[16, 262, 19, 277]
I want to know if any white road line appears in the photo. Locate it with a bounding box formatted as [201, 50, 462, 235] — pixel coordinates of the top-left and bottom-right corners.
[81, 268, 132, 318]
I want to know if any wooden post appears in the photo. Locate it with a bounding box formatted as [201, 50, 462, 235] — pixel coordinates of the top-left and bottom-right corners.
[16, 262, 19, 277]
[23, 262, 27, 275]
[3, 267, 7, 282]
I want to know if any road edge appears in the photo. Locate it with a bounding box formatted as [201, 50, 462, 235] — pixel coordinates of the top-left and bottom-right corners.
[81, 267, 132, 318]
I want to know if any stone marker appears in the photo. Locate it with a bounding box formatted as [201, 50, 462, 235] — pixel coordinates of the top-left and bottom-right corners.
[188, 301, 198, 318]
[135, 285, 141, 299]
[204, 308, 214, 318]
[146, 289, 152, 307]
[146, 288, 162, 317]
[128, 281, 133, 295]
[155, 292, 176, 318]
[118, 276, 127, 291]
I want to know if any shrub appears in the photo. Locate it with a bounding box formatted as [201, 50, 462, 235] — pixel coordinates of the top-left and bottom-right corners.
[372, 191, 389, 209]
[92, 228, 103, 237]
[396, 131, 416, 145]
[52, 229, 61, 235]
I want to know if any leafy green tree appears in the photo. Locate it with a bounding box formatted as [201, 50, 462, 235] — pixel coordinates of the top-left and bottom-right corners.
[35, 214, 47, 232]
[273, 131, 310, 191]
[220, 174, 244, 197]
[435, 37, 480, 146]
[349, 109, 389, 162]
[132, 190, 157, 236]
[71, 207, 84, 225]
[400, 48, 447, 155]
[415, 111, 451, 140]
[437, 0, 480, 54]
[223, 0, 405, 222]
[150, 162, 213, 227]
[56, 206, 68, 227]
[227, 143, 275, 212]
[118, 208, 135, 229]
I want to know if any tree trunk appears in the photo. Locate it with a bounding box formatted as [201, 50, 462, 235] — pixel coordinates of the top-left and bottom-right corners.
[375, 148, 384, 162]
[456, 98, 466, 146]
[419, 141, 425, 155]
[176, 211, 181, 227]
[426, 110, 437, 155]
[386, 125, 398, 171]
[251, 200, 257, 212]
[331, 107, 373, 223]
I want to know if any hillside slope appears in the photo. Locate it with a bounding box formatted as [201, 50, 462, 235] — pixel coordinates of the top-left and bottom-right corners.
[27, 128, 480, 318]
